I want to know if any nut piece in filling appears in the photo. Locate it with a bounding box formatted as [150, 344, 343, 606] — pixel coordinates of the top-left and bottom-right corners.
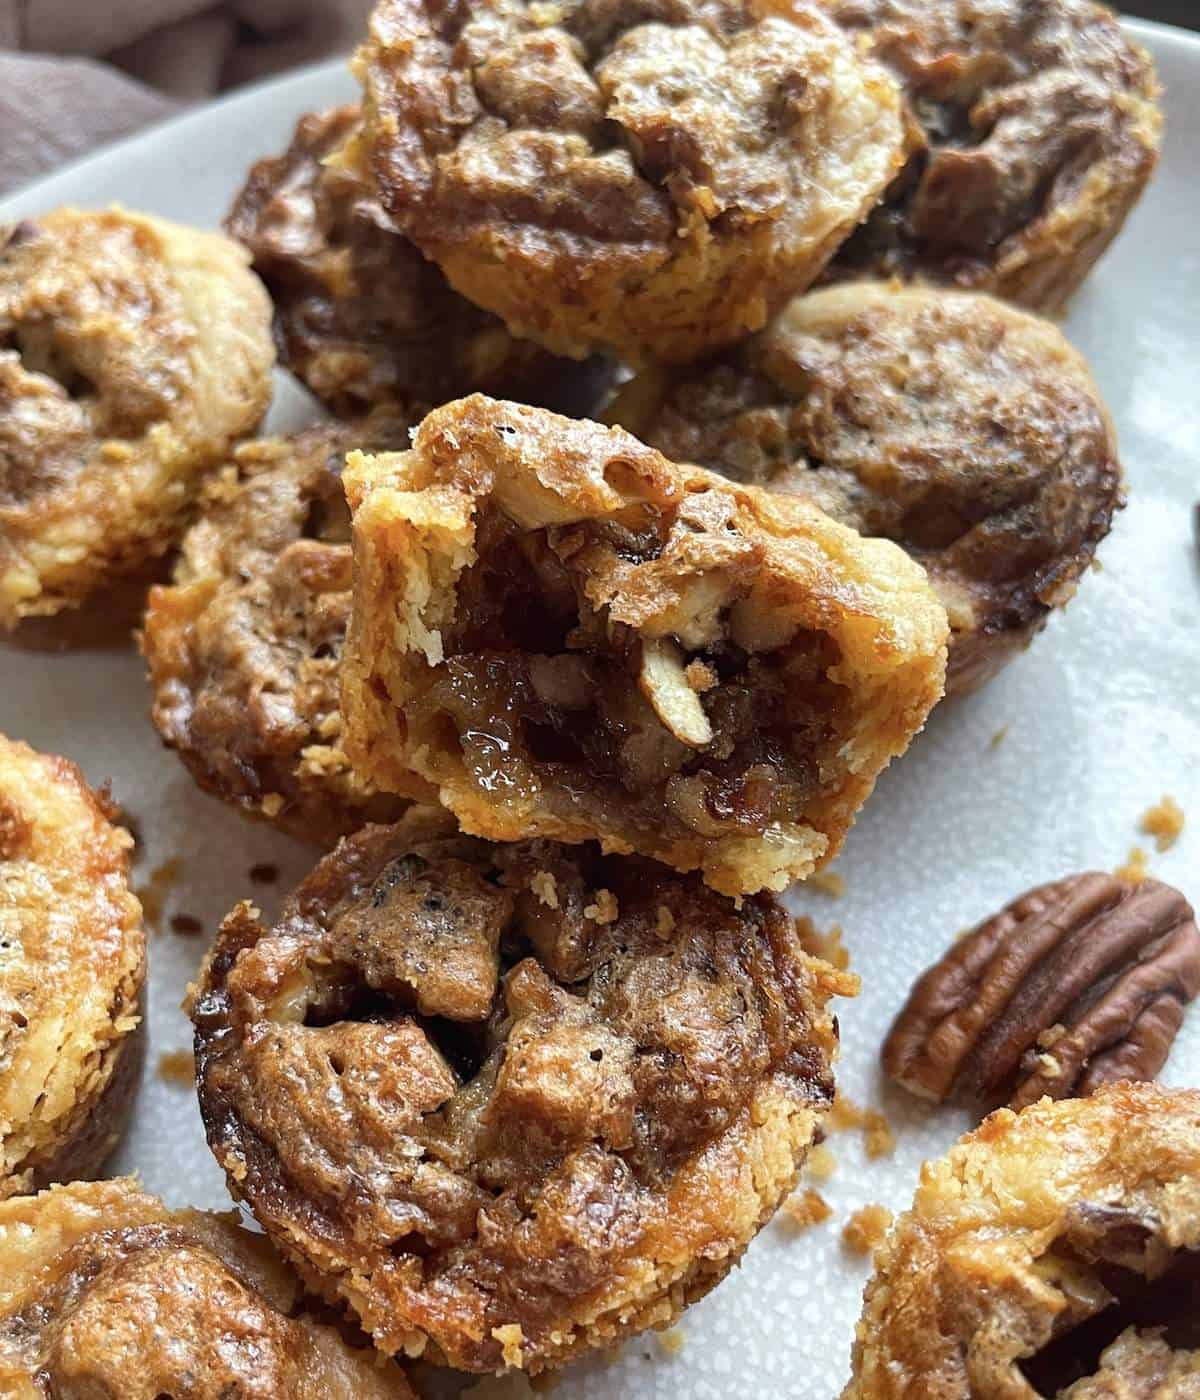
[143, 419, 412, 845]
[843, 1083, 1200, 1399]
[346, 0, 907, 364]
[341, 396, 948, 897]
[607, 283, 1122, 697]
[882, 872, 1200, 1113]
[0, 1178, 414, 1397]
[0, 735, 145, 1198]
[228, 105, 605, 420]
[821, 0, 1163, 312]
[190, 807, 855, 1372]
[0, 207, 274, 627]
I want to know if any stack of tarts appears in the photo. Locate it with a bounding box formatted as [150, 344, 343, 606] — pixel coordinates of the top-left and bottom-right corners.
[0, 0, 1186, 1394]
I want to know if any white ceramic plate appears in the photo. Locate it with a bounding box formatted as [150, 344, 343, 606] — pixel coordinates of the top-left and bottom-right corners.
[2, 23, 1198, 1397]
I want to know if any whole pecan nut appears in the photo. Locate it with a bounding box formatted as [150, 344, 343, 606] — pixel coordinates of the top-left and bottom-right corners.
[882, 873, 1200, 1111]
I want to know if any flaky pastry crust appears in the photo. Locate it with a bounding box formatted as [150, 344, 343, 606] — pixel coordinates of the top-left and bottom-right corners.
[844, 1084, 1200, 1399]
[0, 207, 274, 626]
[0, 736, 145, 1198]
[0, 1178, 415, 1397]
[341, 396, 947, 896]
[227, 106, 600, 419]
[143, 420, 411, 845]
[607, 283, 1122, 696]
[821, 0, 1163, 312]
[347, 0, 907, 363]
[191, 807, 854, 1372]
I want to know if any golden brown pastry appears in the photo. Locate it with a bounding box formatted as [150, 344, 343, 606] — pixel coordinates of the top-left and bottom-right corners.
[0, 208, 274, 627]
[346, 0, 907, 364]
[227, 105, 605, 420]
[340, 396, 948, 897]
[0, 735, 144, 1198]
[821, 0, 1163, 312]
[607, 283, 1122, 696]
[0, 1178, 415, 1397]
[844, 1083, 1200, 1399]
[143, 420, 411, 845]
[191, 807, 854, 1373]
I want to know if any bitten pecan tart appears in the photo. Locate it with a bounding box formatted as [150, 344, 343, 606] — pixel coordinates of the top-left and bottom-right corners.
[340, 396, 947, 897]
[345, 0, 908, 363]
[0, 207, 274, 627]
[227, 105, 603, 420]
[821, 0, 1164, 311]
[143, 419, 411, 845]
[843, 1083, 1200, 1399]
[0, 1178, 415, 1396]
[0, 735, 144, 1198]
[190, 807, 854, 1373]
[607, 283, 1122, 696]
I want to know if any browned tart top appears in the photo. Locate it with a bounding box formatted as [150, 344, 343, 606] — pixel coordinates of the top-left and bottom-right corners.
[0, 1178, 414, 1397]
[191, 808, 850, 1372]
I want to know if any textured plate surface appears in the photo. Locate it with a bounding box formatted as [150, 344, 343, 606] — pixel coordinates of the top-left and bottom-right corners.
[1, 23, 1198, 1397]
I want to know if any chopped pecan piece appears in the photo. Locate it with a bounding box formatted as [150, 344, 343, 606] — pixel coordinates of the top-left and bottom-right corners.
[882, 873, 1200, 1111]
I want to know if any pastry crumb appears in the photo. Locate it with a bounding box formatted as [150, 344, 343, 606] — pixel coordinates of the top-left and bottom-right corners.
[584, 889, 619, 924]
[656, 1328, 686, 1356]
[842, 1204, 892, 1256]
[988, 725, 1009, 750]
[1116, 845, 1151, 884]
[530, 870, 559, 909]
[260, 793, 285, 818]
[655, 906, 676, 939]
[157, 1049, 195, 1087]
[810, 870, 846, 898]
[829, 1093, 895, 1158]
[796, 917, 851, 971]
[781, 1188, 832, 1232]
[1140, 795, 1185, 852]
[684, 659, 717, 693]
[492, 1324, 525, 1370]
[806, 1143, 837, 1181]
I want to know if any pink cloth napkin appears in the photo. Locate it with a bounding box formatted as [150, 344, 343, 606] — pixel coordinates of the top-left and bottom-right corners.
[0, 0, 371, 195]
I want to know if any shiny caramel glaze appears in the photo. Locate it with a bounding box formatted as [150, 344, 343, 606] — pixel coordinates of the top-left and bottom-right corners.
[191, 807, 854, 1372]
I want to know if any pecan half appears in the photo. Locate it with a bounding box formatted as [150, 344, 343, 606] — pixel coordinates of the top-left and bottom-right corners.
[883, 873, 1200, 1111]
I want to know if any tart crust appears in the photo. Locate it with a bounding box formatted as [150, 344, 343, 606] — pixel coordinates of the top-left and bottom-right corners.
[347, 0, 907, 363]
[844, 1083, 1200, 1398]
[191, 807, 854, 1372]
[0, 207, 274, 626]
[0, 736, 145, 1197]
[0, 1178, 414, 1397]
[340, 395, 948, 896]
[607, 283, 1123, 696]
[143, 420, 412, 845]
[821, 0, 1163, 312]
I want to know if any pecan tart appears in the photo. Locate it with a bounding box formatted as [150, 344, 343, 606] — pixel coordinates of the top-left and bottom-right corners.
[607, 283, 1122, 696]
[191, 807, 854, 1372]
[340, 396, 947, 897]
[821, 0, 1163, 312]
[0, 735, 144, 1198]
[227, 105, 604, 420]
[345, 0, 907, 363]
[0, 208, 274, 627]
[143, 419, 411, 845]
[844, 1083, 1200, 1398]
[0, 1178, 415, 1397]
